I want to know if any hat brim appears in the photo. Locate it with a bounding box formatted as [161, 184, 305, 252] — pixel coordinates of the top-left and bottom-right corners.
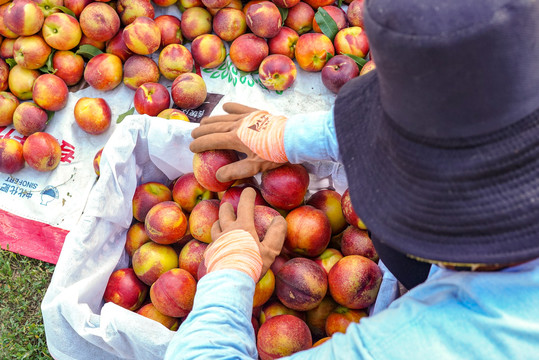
[334, 70, 539, 265]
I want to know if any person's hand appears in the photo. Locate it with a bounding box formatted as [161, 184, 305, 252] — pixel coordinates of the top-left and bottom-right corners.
[190, 103, 288, 183]
[204, 187, 287, 281]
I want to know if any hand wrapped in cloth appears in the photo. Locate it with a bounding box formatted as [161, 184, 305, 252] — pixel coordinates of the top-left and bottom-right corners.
[204, 187, 287, 282]
[190, 102, 289, 183]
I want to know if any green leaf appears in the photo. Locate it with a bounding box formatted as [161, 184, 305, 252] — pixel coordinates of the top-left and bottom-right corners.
[177, 1, 186, 12]
[39, 49, 57, 74]
[5, 58, 17, 69]
[343, 53, 368, 69]
[116, 107, 135, 124]
[277, 6, 288, 25]
[46, 110, 55, 124]
[338, 0, 343, 8]
[315, 7, 339, 41]
[326, 51, 334, 61]
[75, 44, 103, 60]
[52, 5, 76, 18]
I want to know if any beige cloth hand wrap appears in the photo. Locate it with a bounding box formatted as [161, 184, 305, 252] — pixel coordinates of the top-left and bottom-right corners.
[204, 229, 263, 283]
[236, 110, 288, 163]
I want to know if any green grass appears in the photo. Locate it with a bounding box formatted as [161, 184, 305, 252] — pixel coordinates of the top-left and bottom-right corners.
[0, 249, 55, 360]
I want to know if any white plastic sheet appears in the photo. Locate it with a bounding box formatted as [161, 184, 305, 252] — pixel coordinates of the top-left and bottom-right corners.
[41, 116, 197, 359]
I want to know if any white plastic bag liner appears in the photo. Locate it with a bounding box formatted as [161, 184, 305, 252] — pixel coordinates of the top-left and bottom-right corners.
[42, 112, 398, 359]
[41, 116, 198, 360]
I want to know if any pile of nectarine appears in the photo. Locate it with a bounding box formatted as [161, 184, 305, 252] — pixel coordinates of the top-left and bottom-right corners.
[103, 149, 382, 358]
[1, 0, 374, 175]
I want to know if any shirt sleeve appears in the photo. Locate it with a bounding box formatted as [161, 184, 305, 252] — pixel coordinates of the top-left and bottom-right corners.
[283, 107, 341, 164]
[164, 269, 258, 360]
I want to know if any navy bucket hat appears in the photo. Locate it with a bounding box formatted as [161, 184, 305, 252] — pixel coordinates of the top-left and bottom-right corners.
[334, 0, 539, 265]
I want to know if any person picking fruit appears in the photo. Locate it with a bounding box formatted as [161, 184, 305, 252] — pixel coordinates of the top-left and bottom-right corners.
[166, 187, 287, 358]
[166, 0, 539, 358]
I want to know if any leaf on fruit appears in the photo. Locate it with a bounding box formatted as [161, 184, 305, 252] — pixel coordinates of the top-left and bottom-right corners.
[116, 107, 135, 124]
[326, 51, 334, 61]
[277, 6, 288, 25]
[338, 0, 343, 8]
[315, 7, 339, 41]
[76, 44, 103, 60]
[5, 58, 17, 69]
[39, 49, 57, 74]
[343, 53, 368, 69]
[46, 110, 55, 124]
[53, 5, 76, 18]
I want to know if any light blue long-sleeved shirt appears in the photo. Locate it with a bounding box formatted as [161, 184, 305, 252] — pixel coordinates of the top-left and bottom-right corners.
[283, 109, 340, 164]
[165, 258, 539, 360]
